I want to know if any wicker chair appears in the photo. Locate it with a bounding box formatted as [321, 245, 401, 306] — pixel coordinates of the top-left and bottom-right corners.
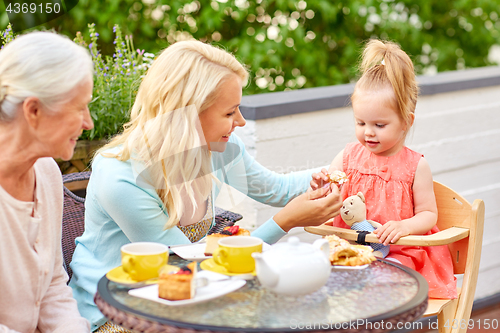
[61, 171, 243, 280]
[62, 172, 91, 280]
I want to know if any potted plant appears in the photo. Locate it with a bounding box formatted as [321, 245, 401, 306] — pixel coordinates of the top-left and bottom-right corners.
[0, 23, 155, 173]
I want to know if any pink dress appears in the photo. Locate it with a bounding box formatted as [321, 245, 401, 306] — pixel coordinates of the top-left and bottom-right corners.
[331, 142, 457, 299]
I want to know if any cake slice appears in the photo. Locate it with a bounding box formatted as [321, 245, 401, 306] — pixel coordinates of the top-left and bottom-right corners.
[158, 262, 197, 301]
[204, 225, 250, 256]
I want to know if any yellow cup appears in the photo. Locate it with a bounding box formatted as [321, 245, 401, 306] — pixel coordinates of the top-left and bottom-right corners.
[121, 242, 169, 281]
[213, 236, 263, 273]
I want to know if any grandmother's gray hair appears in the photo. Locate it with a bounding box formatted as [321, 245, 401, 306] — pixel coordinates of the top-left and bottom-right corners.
[0, 31, 93, 122]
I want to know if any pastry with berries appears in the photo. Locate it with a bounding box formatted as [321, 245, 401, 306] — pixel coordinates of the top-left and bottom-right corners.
[158, 262, 197, 300]
[204, 225, 250, 256]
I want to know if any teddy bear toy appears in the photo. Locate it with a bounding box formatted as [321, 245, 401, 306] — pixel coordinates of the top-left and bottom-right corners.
[340, 192, 390, 258]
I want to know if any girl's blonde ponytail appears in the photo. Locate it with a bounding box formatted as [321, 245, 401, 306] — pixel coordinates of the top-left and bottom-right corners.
[353, 39, 418, 132]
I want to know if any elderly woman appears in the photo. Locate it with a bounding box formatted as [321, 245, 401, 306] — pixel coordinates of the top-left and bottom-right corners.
[70, 40, 341, 332]
[0, 32, 93, 332]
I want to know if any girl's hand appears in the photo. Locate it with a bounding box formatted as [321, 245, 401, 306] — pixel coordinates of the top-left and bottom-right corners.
[310, 168, 330, 191]
[373, 220, 411, 246]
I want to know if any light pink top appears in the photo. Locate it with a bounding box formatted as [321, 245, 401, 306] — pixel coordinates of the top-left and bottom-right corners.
[332, 142, 457, 299]
[0, 158, 89, 333]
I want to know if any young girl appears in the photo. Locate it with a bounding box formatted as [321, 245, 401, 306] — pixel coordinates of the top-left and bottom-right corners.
[312, 39, 457, 299]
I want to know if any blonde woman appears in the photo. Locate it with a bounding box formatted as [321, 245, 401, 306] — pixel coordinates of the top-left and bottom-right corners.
[0, 32, 92, 332]
[69, 40, 341, 332]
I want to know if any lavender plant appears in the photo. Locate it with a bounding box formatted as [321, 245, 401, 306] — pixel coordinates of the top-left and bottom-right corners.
[0, 24, 15, 48]
[74, 24, 154, 140]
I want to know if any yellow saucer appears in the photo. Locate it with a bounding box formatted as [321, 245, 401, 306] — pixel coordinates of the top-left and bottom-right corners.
[106, 266, 139, 284]
[106, 264, 179, 285]
[200, 258, 256, 276]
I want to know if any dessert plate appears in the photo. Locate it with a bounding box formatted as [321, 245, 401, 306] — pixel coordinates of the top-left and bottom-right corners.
[128, 270, 246, 306]
[331, 264, 369, 271]
[170, 243, 211, 261]
[200, 258, 257, 276]
[172, 242, 271, 261]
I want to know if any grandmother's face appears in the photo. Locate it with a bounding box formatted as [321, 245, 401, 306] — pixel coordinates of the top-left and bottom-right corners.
[199, 75, 246, 152]
[36, 79, 94, 160]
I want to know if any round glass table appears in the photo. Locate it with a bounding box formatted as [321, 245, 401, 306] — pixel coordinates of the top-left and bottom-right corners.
[95, 257, 428, 333]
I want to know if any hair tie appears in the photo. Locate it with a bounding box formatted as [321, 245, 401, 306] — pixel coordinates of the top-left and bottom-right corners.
[0, 85, 7, 103]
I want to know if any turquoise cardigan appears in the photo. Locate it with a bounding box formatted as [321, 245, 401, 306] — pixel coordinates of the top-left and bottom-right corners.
[69, 134, 312, 330]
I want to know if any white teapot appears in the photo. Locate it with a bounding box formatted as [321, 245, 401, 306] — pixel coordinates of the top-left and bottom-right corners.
[252, 236, 331, 296]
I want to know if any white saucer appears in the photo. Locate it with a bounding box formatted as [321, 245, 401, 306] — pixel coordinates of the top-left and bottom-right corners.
[331, 264, 369, 271]
[128, 270, 246, 306]
[172, 242, 271, 261]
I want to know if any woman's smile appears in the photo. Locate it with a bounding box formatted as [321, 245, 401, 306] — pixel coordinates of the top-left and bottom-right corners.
[221, 131, 233, 141]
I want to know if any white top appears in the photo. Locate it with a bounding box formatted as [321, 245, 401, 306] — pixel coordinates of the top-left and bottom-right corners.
[0, 158, 89, 333]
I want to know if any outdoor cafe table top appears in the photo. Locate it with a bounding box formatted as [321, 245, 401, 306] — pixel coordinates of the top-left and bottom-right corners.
[95, 256, 428, 333]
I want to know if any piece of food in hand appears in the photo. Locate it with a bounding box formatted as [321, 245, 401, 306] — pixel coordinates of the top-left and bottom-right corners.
[325, 235, 376, 266]
[158, 262, 197, 301]
[328, 170, 348, 188]
[204, 225, 250, 256]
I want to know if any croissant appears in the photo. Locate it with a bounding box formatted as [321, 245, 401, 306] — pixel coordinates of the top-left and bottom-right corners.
[325, 235, 376, 266]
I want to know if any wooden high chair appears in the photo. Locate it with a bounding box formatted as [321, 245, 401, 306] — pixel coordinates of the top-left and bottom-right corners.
[305, 181, 485, 333]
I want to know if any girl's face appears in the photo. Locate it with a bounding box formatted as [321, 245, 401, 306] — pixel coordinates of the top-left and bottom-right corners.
[199, 75, 246, 152]
[352, 89, 409, 157]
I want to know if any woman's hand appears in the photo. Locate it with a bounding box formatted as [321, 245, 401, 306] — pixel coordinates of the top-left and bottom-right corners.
[274, 184, 342, 232]
[373, 220, 411, 245]
[309, 168, 330, 191]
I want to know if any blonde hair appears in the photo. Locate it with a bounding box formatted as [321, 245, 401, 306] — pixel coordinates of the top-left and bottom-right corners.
[0, 31, 92, 122]
[101, 40, 248, 229]
[351, 39, 418, 133]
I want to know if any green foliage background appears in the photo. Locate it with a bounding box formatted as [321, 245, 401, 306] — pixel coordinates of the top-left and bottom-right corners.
[2, 0, 500, 139]
[2, 0, 500, 95]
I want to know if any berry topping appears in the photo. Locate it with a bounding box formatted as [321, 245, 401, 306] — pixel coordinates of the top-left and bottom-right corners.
[176, 265, 192, 274]
[220, 230, 232, 235]
[227, 225, 239, 235]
